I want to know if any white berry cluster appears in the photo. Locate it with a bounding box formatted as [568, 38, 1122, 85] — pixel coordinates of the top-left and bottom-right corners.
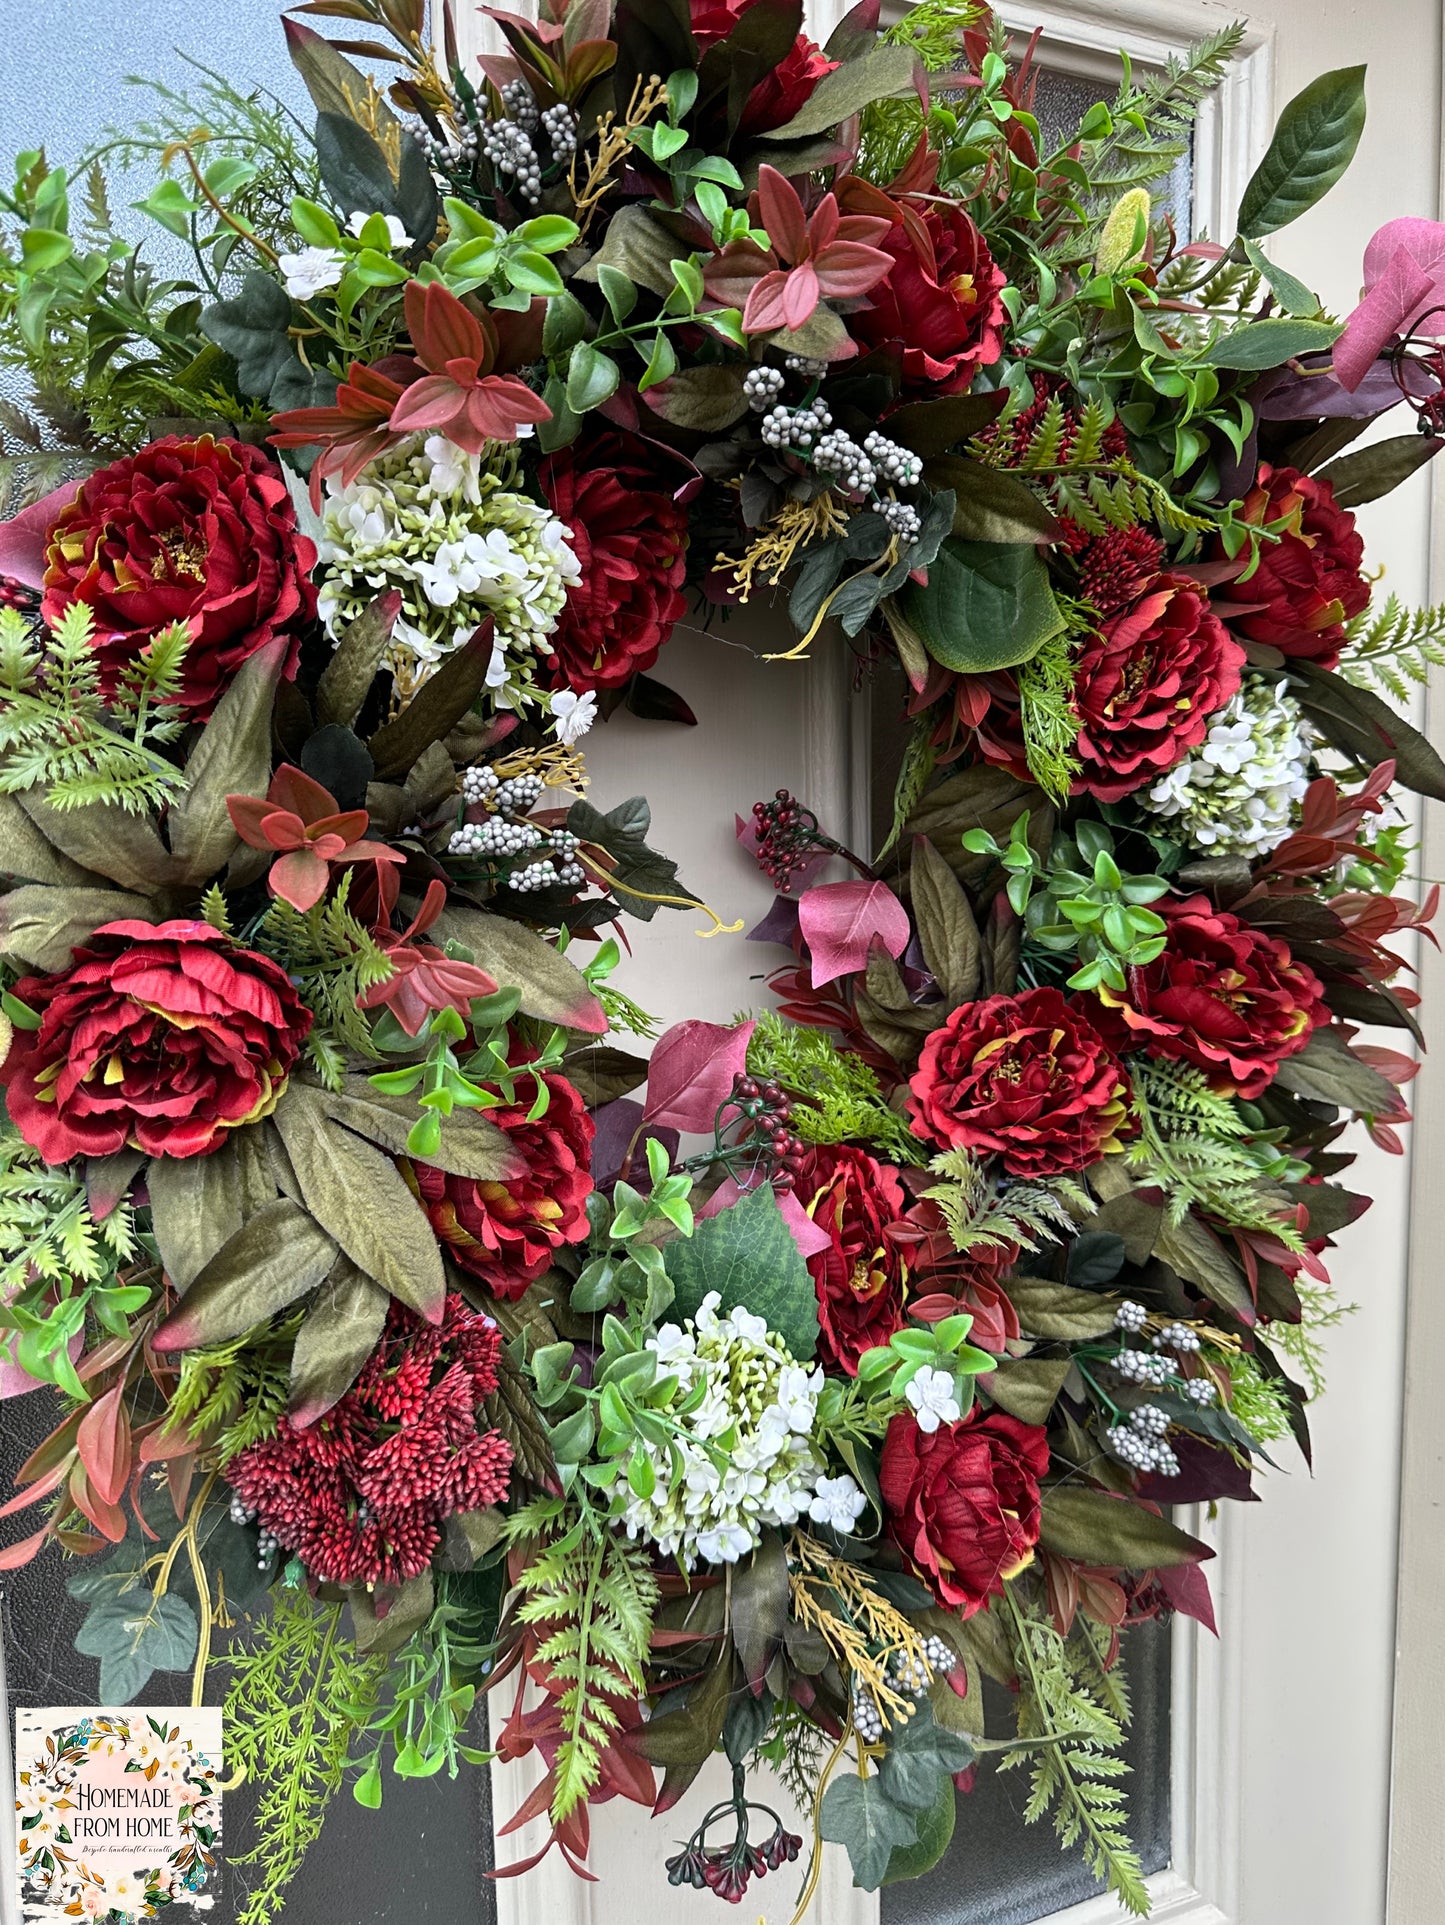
[759, 397, 833, 451]
[1112, 1347, 1174, 1388]
[1153, 1321, 1201, 1354]
[744, 365, 786, 411]
[852, 1678, 888, 1744]
[449, 767, 584, 887]
[1183, 1377, 1218, 1406]
[1143, 676, 1313, 857]
[316, 434, 580, 707]
[1114, 1299, 1150, 1334]
[230, 1493, 280, 1569]
[813, 430, 877, 493]
[890, 1636, 958, 1698]
[540, 101, 578, 157]
[610, 1292, 865, 1570]
[1108, 1404, 1180, 1477]
[448, 817, 542, 860]
[480, 116, 542, 202]
[785, 354, 830, 378]
[880, 499, 921, 542]
[861, 431, 923, 487]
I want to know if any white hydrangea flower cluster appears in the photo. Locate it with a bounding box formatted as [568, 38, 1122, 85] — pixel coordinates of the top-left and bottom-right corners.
[315, 433, 580, 709]
[612, 1291, 866, 1569]
[1142, 676, 1313, 857]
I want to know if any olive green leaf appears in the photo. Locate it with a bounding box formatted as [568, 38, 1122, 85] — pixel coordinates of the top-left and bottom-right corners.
[271, 1085, 447, 1322]
[926, 454, 1063, 544]
[349, 1569, 434, 1655]
[764, 42, 916, 141]
[148, 1137, 252, 1292]
[730, 1529, 789, 1694]
[316, 591, 403, 729]
[0, 884, 152, 971]
[1314, 434, 1443, 508]
[367, 621, 499, 783]
[0, 794, 94, 886]
[643, 365, 749, 431]
[909, 835, 982, 1010]
[1272, 1024, 1404, 1113]
[1038, 1485, 1211, 1568]
[289, 1253, 391, 1427]
[1001, 1278, 1121, 1340]
[1153, 1211, 1254, 1319]
[984, 1357, 1073, 1425]
[433, 904, 607, 1032]
[152, 1198, 338, 1350]
[169, 637, 289, 884]
[18, 791, 180, 894]
[318, 1075, 522, 1183]
[1290, 661, 1445, 801]
[559, 1044, 651, 1107]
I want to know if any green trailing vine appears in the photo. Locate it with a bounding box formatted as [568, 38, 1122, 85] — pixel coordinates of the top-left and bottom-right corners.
[0, 603, 191, 814]
[509, 1494, 659, 1821]
[1001, 1589, 1149, 1917]
[224, 1590, 385, 1925]
[745, 1012, 924, 1163]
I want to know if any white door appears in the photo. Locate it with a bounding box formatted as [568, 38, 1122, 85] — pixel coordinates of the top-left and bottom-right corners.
[486, 3, 1444, 1924]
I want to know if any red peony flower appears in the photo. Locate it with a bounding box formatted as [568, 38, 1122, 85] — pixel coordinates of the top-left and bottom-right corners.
[1091, 894, 1328, 1099]
[880, 1407, 1050, 1613]
[1072, 575, 1246, 803]
[411, 1070, 594, 1298]
[0, 921, 311, 1163]
[226, 1295, 512, 1588]
[796, 1143, 908, 1374]
[537, 430, 690, 691]
[1215, 463, 1369, 668]
[908, 986, 1131, 1178]
[41, 436, 317, 721]
[850, 199, 1008, 392]
[689, 0, 837, 136]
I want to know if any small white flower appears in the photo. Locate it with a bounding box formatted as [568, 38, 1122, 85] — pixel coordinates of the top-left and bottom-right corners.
[808, 1474, 868, 1532]
[905, 1365, 962, 1434]
[347, 210, 413, 249]
[550, 688, 597, 744]
[279, 245, 345, 299]
[696, 1522, 756, 1564]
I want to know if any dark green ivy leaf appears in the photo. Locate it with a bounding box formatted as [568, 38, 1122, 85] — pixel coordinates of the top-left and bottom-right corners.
[877, 1700, 974, 1813]
[820, 1772, 921, 1891]
[568, 794, 699, 923]
[897, 539, 1065, 673]
[664, 1184, 819, 1359]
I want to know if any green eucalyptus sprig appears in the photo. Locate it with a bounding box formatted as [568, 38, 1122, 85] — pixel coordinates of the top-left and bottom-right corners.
[961, 813, 1169, 992]
[367, 990, 567, 1159]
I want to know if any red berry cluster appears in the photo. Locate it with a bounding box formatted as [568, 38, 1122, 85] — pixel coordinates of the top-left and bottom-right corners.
[0, 574, 39, 614]
[665, 1822, 803, 1903]
[750, 787, 822, 894]
[729, 1073, 809, 1192]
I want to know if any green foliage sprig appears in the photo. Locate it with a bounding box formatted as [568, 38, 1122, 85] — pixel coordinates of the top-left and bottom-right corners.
[225, 1590, 384, 1925]
[745, 1011, 924, 1163]
[160, 1311, 301, 1463]
[1339, 595, 1445, 701]
[251, 873, 393, 1088]
[0, 603, 190, 814]
[1001, 1588, 1149, 1917]
[920, 1146, 1092, 1256]
[0, 1124, 146, 1394]
[349, 1577, 497, 1807]
[508, 1493, 659, 1821]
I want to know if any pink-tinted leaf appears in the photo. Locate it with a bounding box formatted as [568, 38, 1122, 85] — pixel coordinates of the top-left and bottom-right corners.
[268, 848, 331, 911]
[0, 1458, 69, 1516]
[799, 879, 910, 987]
[1158, 1560, 1217, 1634]
[0, 479, 81, 587]
[0, 1522, 55, 1569]
[782, 259, 821, 330]
[405, 277, 486, 371]
[814, 239, 894, 300]
[388, 374, 467, 435]
[755, 165, 808, 263]
[699, 1174, 834, 1261]
[76, 1382, 132, 1506]
[742, 272, 796, 334]
[1335, 217, 1445, 389]
[643, 1018, 756, 1134]
[67, 1461, 127, 1542]
[0, 1333, 83, 1398]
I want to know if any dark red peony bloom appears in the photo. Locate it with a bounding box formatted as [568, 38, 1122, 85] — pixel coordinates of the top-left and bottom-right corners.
[537, 431, 689, 691]
[851, 200, 1008, 392]
[880, 1408, 1050, 1613]
[1072, 574, 1246, 803]
[41, 436, 317, 720]
[411, 1071, 594, 1298]
[1215, 463, 1369, 668]
[0, 921, 311, 1163]
[226, 1295, 512, 1588]
[890, 1201, 1021, 1355]
[1091, 894, 1328, 1098]
[908, 987, 1131, 1178]
[689, 0, 836, 136]
[796, 1143, 908, 1374]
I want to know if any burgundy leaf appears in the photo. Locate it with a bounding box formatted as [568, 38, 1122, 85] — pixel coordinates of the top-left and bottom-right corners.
[643, 1019, 756, 1134]
[798, 879, 910, 987]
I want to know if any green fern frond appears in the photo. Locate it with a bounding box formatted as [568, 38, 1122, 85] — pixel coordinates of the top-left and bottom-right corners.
[1125, 1058, 1306, 1247]
[922, 1147, 1092, 1255]
[1339, 595, 1445, 700]
[253, 873, 394, 1089]
[508, 1501, 658, 1822]
[0, 602, 189, 814]
[1268, 1279, 1354, 1401]
[1001, 1589, 1148, 1917]
[162, 1311, 301, 1460]
[1017, 628, 1082, 804]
